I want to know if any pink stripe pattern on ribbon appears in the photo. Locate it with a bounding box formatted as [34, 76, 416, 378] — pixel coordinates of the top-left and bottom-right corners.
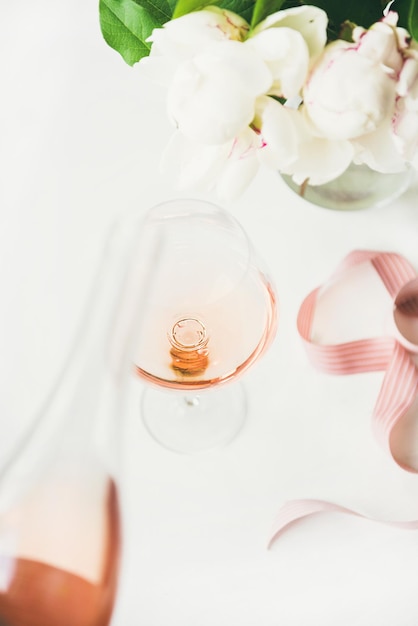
[270, 250, 418, 547]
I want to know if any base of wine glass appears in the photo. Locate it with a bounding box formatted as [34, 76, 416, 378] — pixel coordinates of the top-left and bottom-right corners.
[140, 383, 247, 454]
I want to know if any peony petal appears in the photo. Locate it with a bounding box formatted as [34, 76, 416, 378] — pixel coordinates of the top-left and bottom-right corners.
[397, 56, 418, 107]
[160, 127, 260, 199]
[216, 129, 261, 199]
[353, 116, 408, 171]
[167, 64, 252, 144]
[253, 5, 327, 60]
[149, 7, 249, 53]
[255, 96, 303, 169]
[193, 41, 272, 95]
[216, 156, 259, 200]
[160, 130, 231, 191]
[282, 134, 354, 185]
[392, 101, 418, 162]
[352, 18, 404, 74]
[246, 28, 309, 98]
[167, 41, 272, 144]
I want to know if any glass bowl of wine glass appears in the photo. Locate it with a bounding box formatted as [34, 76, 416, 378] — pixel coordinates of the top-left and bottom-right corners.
[132, 198, 278, 453]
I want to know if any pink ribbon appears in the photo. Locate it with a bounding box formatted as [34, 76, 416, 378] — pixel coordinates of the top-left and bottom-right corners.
[269, 250, 418, 547]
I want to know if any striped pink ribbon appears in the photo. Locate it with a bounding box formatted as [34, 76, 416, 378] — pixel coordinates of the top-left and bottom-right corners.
[270, 250, 418, 547]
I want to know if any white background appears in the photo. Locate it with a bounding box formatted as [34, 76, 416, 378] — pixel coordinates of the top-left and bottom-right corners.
[2, 2, 418, 624]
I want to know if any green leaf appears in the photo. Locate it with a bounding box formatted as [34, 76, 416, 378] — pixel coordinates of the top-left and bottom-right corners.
[99, 0, 160, 65]
[308, 0, 385, 32]
[408, 0, 418, 40]
[167, 0, 179, 12]
[391, 0, 411, 29]
[218, 0, 254, 22]
[173, 0, 254, 20]
[173, 0, 217, 18]
[251, 0, 286, 27]
[132, 0, 174, 23]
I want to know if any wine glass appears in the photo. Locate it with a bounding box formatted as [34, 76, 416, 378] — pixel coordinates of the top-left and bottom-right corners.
[132, 199, 278, 453]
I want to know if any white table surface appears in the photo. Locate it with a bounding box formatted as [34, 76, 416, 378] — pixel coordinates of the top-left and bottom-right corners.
[3, 2, 418, 625]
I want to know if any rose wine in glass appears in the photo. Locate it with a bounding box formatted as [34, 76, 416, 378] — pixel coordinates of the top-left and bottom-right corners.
[132, 199, 278, 453]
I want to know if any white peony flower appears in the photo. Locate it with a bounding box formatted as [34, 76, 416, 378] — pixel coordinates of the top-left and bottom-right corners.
[303, 40, 397, 140]
[140, 7, 249, 85]
[139, 5, 418, 197]
[254, 96, 303, 170]
[167, 40, 272, 144]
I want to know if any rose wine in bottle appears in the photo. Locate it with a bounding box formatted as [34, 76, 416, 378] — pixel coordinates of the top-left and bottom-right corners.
[0, 479, 120, 626]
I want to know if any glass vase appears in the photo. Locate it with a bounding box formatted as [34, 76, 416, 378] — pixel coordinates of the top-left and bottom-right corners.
[280, 163, 414, 211]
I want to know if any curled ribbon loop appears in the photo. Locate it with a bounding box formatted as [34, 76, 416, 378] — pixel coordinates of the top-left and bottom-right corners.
[297, 250, 418, 472]
[270, 250, 418, 547]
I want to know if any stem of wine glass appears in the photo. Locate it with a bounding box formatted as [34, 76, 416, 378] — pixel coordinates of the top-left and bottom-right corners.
[141, 383, 247, 454]
[184, 395, 201, 408]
